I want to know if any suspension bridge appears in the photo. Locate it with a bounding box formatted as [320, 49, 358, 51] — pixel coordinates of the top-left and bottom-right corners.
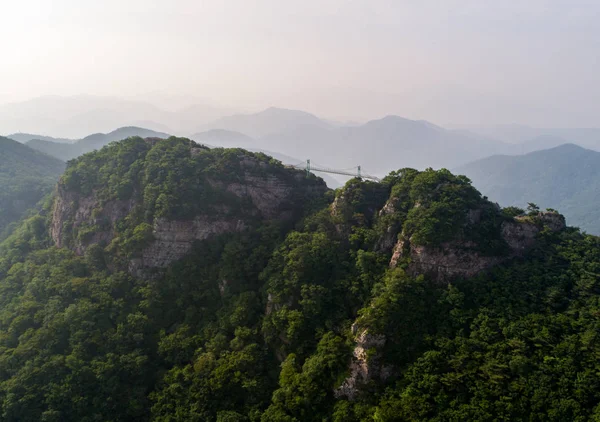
[288, 159, 381, 182]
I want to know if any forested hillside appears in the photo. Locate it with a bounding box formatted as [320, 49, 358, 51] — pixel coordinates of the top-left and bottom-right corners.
[0, 136, 64, 237]
[0, 137, 598, 421]
[456, 143, 600, 234]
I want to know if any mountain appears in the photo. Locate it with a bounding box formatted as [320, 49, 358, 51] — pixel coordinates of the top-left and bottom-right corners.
[455, 124, 600, 151]
[27, 126, 170, 160]
[221, 114, 510, 174]
[78, 126, 171, 150]
[0, 95, 236, 137]
[0, 136, 598, 420]
[202, 107, 332, 138]
[191, 130, 343, 187]
[455, 143, 600, 233]
[512, 134, 571, 154]
[6, 133, 75, 144]
[190, 129, 255, 148]
[0, 136, 65, 236]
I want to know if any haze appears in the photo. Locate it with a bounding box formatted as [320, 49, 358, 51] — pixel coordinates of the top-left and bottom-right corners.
[1, 0, 599, 126]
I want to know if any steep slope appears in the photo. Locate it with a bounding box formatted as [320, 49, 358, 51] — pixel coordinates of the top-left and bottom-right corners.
[0, 137, 597, 421]
[27, 126, 170, 160]
[0, 136, 65, 236]
[456, 144, 600, 233]
[51, 136, 328, 277]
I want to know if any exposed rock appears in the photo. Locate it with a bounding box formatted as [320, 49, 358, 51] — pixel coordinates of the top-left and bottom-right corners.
[51, 149, 327, 276]
[335, 326, 390, 400]
[375, 225, 399, 253]
[218, 279, 230, 296]
[500, 219, 540, 253]
[224, 174, 295, 220]
[51, 185, 136, 255]
[393, 241, 506, 283]
[134, 217, 247, 272]
[378, 197, 397, 217]
[389, 239, 407, 268]
[389, 211, 566, 283]
[330, 191, 346, 218]
[536, 211, 566, 231]
[374, 197, 403, 253]
[466, 208, 482, 225]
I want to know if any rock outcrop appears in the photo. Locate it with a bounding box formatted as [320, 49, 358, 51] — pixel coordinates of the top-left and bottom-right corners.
[128, 217, 247, 275]
[390, 211, 566, 283]
[51, 145, 327, 275]
[51, 186, 136, 255]
[335, 325, 391, 400]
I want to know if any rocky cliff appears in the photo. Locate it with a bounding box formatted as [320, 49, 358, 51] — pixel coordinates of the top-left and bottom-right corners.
[330, 172, 567, 400]
[389, 211, 566, 283]
[50, 137, 327, 275]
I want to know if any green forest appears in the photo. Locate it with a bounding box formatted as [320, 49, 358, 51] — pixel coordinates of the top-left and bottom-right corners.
[0, 136, 598, 421]
[0, 137, 64, 239]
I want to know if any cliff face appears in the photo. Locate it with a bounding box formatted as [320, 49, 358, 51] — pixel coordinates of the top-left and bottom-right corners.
[389, 211, 566, 283]
[335, 326, 391, 400]
[330, 173, 567, 399]
[51, 186, 136, 254]
[51, 138, 327, 275]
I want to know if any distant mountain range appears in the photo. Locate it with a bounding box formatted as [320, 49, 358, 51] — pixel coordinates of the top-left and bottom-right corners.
[7, 133, 75, 144]
[200, 107, 332, 138]
[456, 144, 600, 234]
[0, 137, 65, 237]
[0, 95, 237, 138]
[7, 97, 600, 214]
[26, 127, 170, 161]
[453, 124, 600, 151]
[193, 108, 512, 175]
[191, 129, 254, 148]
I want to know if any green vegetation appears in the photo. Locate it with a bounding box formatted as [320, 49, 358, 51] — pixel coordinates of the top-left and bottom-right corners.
[0, 137, 64, 238]
[0, 137, 598, 421]
[456, 143, 600, 234]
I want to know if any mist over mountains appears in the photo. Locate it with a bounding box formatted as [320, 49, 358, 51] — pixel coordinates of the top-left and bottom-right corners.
[23, 127, 170, 161]
[194, 108, 511, 174]
[3, 95, 600, 192]
[452, 124, 600, 151]
[0, 95, 236, 138]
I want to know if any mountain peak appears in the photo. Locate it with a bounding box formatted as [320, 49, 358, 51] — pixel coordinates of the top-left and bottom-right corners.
[202, 107, 330, 138]
[546, 142, 587, 152]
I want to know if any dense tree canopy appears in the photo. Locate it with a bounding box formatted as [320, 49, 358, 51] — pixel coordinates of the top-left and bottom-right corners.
[0, 137, 64, 239]
[0, 137, 598, 421]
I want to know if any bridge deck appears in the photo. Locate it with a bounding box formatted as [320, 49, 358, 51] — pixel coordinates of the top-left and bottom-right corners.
[287, 162, 381, 182]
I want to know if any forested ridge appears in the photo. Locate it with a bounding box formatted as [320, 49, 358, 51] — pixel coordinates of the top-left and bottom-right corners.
[0, 136, 64, 239]
[0, 137, 598, 421]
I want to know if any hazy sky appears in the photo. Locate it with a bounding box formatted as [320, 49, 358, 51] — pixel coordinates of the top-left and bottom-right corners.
[1, 0, 599, 125]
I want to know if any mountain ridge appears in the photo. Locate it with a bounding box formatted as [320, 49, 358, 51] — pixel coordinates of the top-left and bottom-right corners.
[0, 136, 65, 236]
[0, 137, 597, 420]
[26, 126, 170, 161]
[456, 143, 600, 233]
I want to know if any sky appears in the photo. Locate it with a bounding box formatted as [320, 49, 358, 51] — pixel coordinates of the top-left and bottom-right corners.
[0, 0, 599, 126]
